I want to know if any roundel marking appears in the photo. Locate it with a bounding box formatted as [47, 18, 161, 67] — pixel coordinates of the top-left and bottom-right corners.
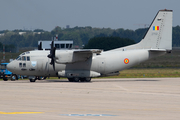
[124, 58, 129, 64]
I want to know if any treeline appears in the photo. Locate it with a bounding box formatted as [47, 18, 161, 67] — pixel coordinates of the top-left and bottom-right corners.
[0, 42, 16, 52]
[84, 36, 135, 51]
[0, 26, 180, 52]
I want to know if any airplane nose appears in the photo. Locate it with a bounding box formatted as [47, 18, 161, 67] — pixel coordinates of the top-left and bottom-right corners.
[7, 62, 13, 72]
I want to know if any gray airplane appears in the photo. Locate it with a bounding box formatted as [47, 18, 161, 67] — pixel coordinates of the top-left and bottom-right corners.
[7, 9, 173, 82]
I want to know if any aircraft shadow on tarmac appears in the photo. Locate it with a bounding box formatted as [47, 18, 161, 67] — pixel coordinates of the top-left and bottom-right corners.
[33, 79, 160, 83]
[7, 79, 160, 83]
[92, 79, 160, 82]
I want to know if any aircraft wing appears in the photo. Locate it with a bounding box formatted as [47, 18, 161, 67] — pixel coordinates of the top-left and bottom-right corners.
[55, 49, 102, 64]
[74, 49, 102, 54]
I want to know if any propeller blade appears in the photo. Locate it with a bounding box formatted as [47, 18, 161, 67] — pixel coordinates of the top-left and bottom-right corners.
[47, 40, 56, 71]
[38, 41, 42, 50]
[53, 61, 55, 71]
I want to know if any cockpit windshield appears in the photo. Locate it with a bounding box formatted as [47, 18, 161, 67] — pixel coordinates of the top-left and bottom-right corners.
[16, 56, 30, 61]
[16, 56, 21, 60]
[22, 56, 26, 61]
[16, 51, 31, 61]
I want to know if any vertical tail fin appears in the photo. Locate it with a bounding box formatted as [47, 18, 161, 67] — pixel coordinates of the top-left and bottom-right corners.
[141, 9, 173, 50]
[112, 9, 173, 51]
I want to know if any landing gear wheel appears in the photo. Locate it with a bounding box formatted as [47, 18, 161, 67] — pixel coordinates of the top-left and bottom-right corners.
[80, 78, 85, 82]
[85, 77, 91, 82]
[68, 78, 74, 82]
[38, 77, 45, 80]
[30, 79, 36, 82]
[11, 74, 17, 81]
[80, 77, 91, 82]
[73, 77, 79, 82]
[29, 77, 37, 82]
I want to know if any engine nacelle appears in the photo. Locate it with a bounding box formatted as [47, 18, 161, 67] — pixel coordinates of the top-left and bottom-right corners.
[58, 70, 101, 78]
[55, 51, 92, 64]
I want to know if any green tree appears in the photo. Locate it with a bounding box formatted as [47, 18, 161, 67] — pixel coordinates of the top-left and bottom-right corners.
[84, 36, 135, 51]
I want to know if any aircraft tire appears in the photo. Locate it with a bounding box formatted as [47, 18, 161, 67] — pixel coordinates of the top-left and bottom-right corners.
[79, 77, 91, 82]
[38, 77, 45, 80]
[85, 77, 91, 82]
[68, 78, 74, 82]
[29, 79, 36, 82]
[73, 77, 79, 82]
[80, 78, 85, 82]
[11, 74, 17, 81]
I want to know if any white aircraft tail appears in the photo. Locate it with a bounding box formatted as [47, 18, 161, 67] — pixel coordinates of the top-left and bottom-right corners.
[112, 9, 173, 51]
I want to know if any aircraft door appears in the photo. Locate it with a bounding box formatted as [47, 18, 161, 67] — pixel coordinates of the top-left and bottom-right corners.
[34, 58, 49, 76]
[20, 56, 31, 75]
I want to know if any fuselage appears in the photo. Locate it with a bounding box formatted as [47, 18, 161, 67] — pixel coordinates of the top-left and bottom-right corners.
[6, 9, 172, 82]
[7, 49, 165, 78]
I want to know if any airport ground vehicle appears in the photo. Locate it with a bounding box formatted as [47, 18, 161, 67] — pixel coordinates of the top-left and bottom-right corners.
[0, 63, 20, 81]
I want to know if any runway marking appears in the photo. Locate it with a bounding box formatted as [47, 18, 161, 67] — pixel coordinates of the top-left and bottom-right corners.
[60, 114, 117, 116]
[114, 85, 180, 97]
[0, 111, 43, 114]
[113, 84, 129, 91]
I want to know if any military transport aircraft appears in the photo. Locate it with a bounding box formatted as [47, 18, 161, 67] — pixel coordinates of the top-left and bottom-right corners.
[7, 9, 172, 82]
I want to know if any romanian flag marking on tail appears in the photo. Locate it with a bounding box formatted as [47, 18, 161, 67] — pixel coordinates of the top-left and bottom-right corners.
[153, 26, 159, 31]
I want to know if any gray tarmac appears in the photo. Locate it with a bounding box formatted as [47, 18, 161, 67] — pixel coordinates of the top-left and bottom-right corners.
[0, 78, 180, 120]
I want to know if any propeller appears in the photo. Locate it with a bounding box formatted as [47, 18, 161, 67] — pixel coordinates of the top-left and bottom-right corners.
[47, 40, 56, 70]
[38, 41, 42, 50]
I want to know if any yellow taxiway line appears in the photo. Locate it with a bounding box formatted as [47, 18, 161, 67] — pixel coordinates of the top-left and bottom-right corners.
[0, 111, 43, 114]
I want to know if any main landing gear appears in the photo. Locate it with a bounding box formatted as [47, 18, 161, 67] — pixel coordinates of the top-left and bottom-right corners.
[68, 77, 91, 82]
[29, 76, 47, 82]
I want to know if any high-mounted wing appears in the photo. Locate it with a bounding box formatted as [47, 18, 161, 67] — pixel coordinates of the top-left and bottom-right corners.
[55, 49, 102, 64]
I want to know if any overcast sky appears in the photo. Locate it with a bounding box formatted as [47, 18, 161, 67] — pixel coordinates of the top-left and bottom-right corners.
[0, 0, 179, 31]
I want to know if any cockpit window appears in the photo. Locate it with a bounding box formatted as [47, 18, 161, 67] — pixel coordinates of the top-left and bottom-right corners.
[26, 51, 30, 54]
[27, 56, 30, 61]
[66, 44, 69, 48]
[16, 56, 21, 61]
[61, 44, 65, 48]
[21, 53, 25, 55]
[22, 56, 26, 61]
[16, 56, 30, 61]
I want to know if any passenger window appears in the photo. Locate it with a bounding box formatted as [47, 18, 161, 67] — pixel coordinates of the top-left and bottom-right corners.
[27, 56, 30, 61]
[19, 63, 22, 67]
[70, 44, 72, 48]
[22, 56, 26, 61]
[66, 44, 69, 48]
[23, 63, 26, 67]
[55, 44, 60, 48]
[61, 44, 65, 48]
